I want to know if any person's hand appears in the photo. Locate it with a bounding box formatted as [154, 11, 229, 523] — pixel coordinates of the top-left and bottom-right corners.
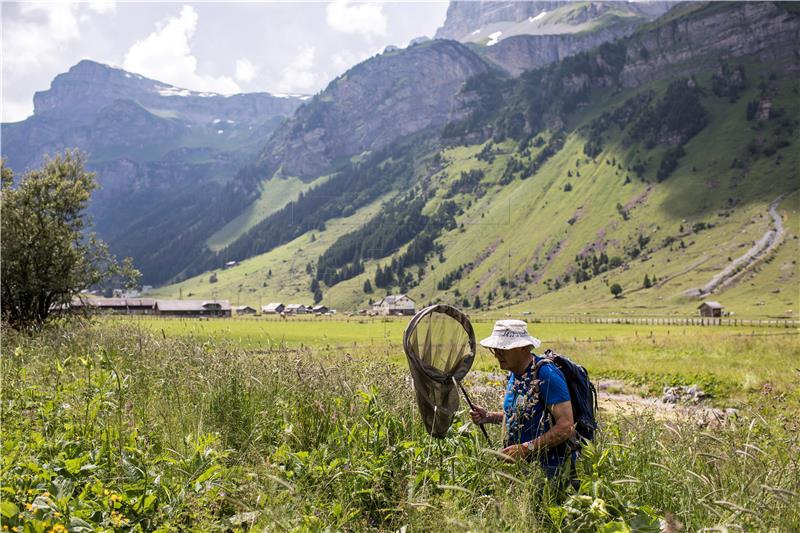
[470, 405, 491, 425]
[499, 444, 530, 463]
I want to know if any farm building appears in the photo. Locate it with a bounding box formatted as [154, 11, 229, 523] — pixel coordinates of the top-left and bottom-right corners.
[71, 297, 155, 314]
[234, 305, 257, 315]
[262, 303, 285, 314]
[698, 301, 724, 317]
[372, 294, 416, 316]
[155, 300, 232, 317]
[311, 305, 329, 315]
[284, 304, 309, 315]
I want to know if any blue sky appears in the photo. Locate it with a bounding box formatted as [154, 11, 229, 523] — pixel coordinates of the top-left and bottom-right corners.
[1, 1, 449, 122]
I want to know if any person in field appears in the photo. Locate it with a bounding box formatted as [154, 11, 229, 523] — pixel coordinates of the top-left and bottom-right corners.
[470, 320, 577, 480]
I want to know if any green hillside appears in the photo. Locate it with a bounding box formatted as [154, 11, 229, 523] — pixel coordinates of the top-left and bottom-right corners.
[155, 4, 799, 319]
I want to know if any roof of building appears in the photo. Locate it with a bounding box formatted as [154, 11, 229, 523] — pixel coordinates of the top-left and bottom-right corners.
[156, 300, 231, 311]
[285, 303, 308, 310]
[262, 302, 285, 311]
[376, 294, 415, 306]
[235, 305, 256, 311]
[73, 297, 155, 307]
[312, 305, 328, 311]
[698, 301, 723, 309]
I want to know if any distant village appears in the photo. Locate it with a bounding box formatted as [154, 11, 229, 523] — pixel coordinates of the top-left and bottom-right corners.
[70, 293, 417, 318]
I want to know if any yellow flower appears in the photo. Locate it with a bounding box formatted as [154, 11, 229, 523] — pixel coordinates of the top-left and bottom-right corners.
[25, 503, 33, 511]
[48, 525, 67, 533]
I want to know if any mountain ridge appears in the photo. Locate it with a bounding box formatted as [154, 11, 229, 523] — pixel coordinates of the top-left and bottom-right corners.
[151, 1, 799, 319]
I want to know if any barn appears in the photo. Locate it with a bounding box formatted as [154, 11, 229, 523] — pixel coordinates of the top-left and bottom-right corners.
[698, 301, 724, 318]
[372, 294, 416, 316]
[262, 302, 285, 314]
[155, 300, 232, 317]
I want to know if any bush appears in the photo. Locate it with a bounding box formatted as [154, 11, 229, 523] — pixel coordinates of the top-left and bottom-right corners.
[610, 283, 623, 297]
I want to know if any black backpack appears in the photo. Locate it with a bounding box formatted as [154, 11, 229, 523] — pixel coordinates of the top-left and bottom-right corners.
[533, 348, 598, 446]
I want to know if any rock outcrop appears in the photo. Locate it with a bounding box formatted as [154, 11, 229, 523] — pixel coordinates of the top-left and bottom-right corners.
[622, 2, 800, 87]
[257, 40, 493, 180]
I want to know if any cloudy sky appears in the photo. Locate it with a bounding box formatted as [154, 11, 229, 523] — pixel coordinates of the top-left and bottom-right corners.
[1, 1, 449, 122]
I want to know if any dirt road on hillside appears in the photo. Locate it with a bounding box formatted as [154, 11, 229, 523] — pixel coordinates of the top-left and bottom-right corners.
[686, 195, 785, 297]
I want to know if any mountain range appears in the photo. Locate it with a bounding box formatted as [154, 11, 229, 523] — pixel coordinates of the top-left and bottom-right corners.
[2, 1, 798, 318]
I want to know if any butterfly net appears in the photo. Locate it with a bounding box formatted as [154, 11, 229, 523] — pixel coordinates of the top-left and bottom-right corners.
[403, 304, 475, 437]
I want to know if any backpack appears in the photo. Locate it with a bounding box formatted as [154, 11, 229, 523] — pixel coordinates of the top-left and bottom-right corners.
[533, 348, 598, 446]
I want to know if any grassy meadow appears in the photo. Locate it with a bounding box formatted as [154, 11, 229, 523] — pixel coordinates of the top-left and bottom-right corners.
[3, 317, 799, 531]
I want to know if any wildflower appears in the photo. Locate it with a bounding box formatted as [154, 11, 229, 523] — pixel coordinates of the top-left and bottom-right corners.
[49, 525, 67, 533]
[26, 503, 33, 511]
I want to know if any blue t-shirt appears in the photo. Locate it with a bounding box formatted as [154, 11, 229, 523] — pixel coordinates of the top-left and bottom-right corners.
[504, 356, 573, 477]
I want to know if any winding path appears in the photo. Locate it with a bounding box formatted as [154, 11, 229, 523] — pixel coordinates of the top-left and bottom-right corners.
[686, 195, 785, 297]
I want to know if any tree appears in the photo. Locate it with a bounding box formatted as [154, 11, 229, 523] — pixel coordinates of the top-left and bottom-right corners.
[363, 279, 373, 293]
[473, 295, 482, 309]
[643, 274, 652, 288]
[610, 283, 623, 298]
[1, 151, 139, 328]
[313, 287, 323, 304]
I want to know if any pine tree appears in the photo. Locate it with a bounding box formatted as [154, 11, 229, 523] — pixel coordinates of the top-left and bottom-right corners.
[363, 279, 373, 293]
[643, 274, 652, 288]
[473, 295, 482, 309]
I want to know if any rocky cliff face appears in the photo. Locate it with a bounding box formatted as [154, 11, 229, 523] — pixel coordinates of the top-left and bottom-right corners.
[257, 40, 493, 180]
[435, 1, 671, 42]
[622, 2, 800, 87]
[435, 1, 562, 40]
[431, 1, 674, 77]
[478, 24, 637, 76]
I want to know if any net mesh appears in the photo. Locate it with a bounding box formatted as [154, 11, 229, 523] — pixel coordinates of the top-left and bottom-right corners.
[403, 305, 475, 438]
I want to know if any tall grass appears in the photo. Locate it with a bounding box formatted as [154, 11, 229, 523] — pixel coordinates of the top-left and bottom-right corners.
[2, 321, 798, 531]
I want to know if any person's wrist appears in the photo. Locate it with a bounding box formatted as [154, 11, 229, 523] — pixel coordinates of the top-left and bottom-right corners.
[522, 439, 538, 456]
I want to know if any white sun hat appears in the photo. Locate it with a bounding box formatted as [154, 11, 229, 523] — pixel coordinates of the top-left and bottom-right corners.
[479, 319, 541, 350]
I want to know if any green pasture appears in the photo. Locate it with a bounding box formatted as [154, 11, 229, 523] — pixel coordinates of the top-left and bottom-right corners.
[123, 316, 799, 406]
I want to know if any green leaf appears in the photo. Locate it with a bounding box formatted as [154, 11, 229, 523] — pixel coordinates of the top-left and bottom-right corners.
[194, 464, 220, 485]
[598, 521, 631, 533]
[64, 457, 84, 475]
[0, 500, 19, 518]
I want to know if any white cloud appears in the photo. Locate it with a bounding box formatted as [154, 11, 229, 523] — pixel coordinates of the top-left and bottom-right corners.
[123, 5, 240, 94]
[1, 99, 34, 123]
[235, 58, 256, 83]
[326, 1, 387, 37]
[3, 3, 81, 71]
[87, 0, 116, 14]
[276, 46, 321, 94]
